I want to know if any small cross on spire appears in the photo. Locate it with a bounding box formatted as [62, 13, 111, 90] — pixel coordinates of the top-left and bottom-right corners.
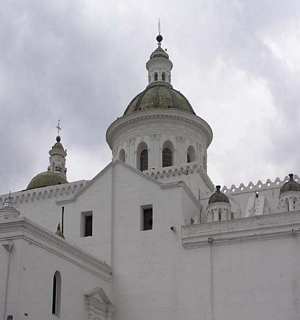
[56, 120, 62, 136]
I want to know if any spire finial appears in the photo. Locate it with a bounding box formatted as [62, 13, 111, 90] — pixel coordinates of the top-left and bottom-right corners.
[156, 19, 163, 46]
[56, 120, 62, 137]
[158, 18, 161, 35]
[56, 120, 62, 142]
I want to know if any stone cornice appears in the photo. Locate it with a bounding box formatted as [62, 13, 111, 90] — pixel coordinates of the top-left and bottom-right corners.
[0, 180, 87, 206]
[181, 211, 300, 248]
[106, 109, 213, 149]
[0, 217, 112, 280]
[218, 175, 300, 197]
[144, 161, 214, 192]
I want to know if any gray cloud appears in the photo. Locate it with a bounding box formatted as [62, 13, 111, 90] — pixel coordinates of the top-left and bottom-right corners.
[0, 0, 300, 194]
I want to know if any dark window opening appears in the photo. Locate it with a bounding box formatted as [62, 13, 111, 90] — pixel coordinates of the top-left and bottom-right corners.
[119, 149, 126, 162]
[187, 153, 191, 163]
[162, 72, 166, 81]
[162, 148, 173, 167]
[140, 149, 148, 171]
[52, 275, 57, 314]
[154, 72, 158, 81]
[141, 206, 153, 231]
[218, 210, 222, 221]
[52, 271, 61, 316]
[81, 212, 93, 237]
[187, 146, 196, 163]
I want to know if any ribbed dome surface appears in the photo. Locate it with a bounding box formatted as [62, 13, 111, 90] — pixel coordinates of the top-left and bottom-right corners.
[208, 186, 229, 204]
[27, 171, 68, 190]
[124, 82, 195, 116]
[280, 174, 300, 195]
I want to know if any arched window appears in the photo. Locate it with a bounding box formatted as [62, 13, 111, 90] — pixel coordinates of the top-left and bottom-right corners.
[154, 72, 158, 81]
[187, 146, 196, 163]
[162, 141, 174, 167]
[52, 271, 61, 317]
[137, 142, 148, 171]
[162, 72, 166, 81]
[218, 210, 222, 221]
[119, 149, 125, 162]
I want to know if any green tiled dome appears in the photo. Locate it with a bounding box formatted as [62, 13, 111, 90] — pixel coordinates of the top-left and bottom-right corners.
[280, 174, 300, 195]
[124, 82, 196, 116]
[209, 186, 229, 205]
[27, 171, 68, 190]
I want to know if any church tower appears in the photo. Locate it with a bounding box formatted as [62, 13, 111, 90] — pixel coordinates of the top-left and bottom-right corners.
[106, 33, 214, 197]
[27, 132, 68, 190]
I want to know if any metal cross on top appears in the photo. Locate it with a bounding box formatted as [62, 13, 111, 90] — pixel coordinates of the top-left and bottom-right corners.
[56, 120, 62, 136]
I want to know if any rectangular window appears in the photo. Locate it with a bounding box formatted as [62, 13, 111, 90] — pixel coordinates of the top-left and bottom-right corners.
[141, 206, 153, 231]
[81, 211, 93, 237]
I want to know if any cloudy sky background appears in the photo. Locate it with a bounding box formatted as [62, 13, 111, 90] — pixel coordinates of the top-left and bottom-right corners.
[0, 0, 300, 194]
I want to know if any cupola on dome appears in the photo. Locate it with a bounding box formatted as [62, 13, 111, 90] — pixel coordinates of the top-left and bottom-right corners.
[26, 134, 68, 190]
[123, 32, 196, 116]
[208, 185, 229, 204]
[280, 173, 300, 195]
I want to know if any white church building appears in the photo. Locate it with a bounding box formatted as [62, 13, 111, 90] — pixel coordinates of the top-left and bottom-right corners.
[1, 33, 300, 320]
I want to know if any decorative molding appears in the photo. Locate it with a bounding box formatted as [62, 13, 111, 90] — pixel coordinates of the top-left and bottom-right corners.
[181, 211, 300, 248]
[144, 161, 214, 191]
[106, 109, 213, 149]
[85, 287, 114, 320]
[150, 133, 161, 141]
[176, 136, 185, 143]
[0, 217, 112, 280]
[221, 175, 299, 196]
[0, 180, 87, 205]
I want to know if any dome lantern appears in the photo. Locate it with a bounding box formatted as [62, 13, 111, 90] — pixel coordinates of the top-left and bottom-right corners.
[146, 32, 173, 85]
[27, 124, 68, 190]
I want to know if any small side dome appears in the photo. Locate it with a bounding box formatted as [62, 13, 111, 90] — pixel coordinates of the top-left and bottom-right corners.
[280, 174, 300, 195]
[27, 171, 67, 190]
[208, 185, 229, 204]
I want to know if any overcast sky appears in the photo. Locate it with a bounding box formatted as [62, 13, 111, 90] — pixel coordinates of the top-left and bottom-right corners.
[0, 0, 300, 194]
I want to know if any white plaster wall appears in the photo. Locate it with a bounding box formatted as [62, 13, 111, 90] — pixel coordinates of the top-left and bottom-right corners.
[111, 204, 300, 320]
[2, 238, 111, 320]
[179, 236, 300, 320]
[0, 242, 23, 320]
[63, 168, 113, 264]
[111, 163, 199, 320]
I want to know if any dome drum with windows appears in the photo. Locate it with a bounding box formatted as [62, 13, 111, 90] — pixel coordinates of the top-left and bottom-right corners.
[106, 33, 213, 177]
